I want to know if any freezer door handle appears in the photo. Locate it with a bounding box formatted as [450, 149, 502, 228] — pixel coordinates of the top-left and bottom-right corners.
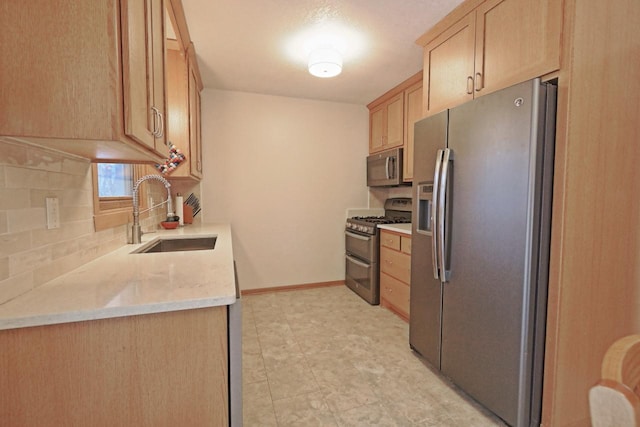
[431, 150, 444, 279]
[438, 148, 452, 283]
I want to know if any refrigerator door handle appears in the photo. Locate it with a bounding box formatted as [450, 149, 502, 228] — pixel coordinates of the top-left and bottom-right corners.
[438, 148, 452, 283]
[431, 149, 444, 280]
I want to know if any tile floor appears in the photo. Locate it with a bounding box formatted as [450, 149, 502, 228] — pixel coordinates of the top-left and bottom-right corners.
[241, 285, 508, 426]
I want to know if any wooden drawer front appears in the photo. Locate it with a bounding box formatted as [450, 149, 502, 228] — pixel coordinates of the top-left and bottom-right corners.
[380, 246, 411, 283]
[381, 273, 410, 316]
[381, 231, 401, 250]
[401, 236, 412, 254]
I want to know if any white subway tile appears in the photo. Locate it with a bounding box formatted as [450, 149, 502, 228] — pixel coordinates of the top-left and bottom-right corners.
[4, 166, 49, 190]
[9, 245, 52, 276]
[6, 208, 46, 233]
[61, 158, 91, 176]
[26, 149, 63, 172]
[0, 231, 32, 257]
[0, 272, 34, 304]
[0, 188, 31, 210]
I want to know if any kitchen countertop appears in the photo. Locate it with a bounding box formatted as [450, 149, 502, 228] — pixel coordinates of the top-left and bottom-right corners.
[0, 223, 237, 331]
[378, 223, 412, 235]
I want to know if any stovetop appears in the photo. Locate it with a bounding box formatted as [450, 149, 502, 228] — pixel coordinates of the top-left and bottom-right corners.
[346, 198, 412, 235]
[349, 216, 411, 225]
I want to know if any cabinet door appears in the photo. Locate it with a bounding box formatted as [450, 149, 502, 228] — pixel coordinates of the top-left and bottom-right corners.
[150, 0, 169, 156]
[403, 82, 423, 181]
[165, 47, 191, 178]
[121, 0, 168, 155]
[380, 246, 411, 284]
[474, 0, 562, 96]
[381, 272, 410, 317]
[381, 231, 401, 251]
[189, 64, 203, 179]
[121, 0, 155, 150]
[385, 92, 404, 149]
[424, 12, 476, 115]
[369, 106, 384, 152]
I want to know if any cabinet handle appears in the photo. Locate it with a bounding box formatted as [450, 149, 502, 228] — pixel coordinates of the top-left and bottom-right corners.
[151, 107, 160, 137]
[466, 76, 474, 95]
[475, 72, 483, 92]
[156, 111, 164, 138]
[150, 107, 157, 136]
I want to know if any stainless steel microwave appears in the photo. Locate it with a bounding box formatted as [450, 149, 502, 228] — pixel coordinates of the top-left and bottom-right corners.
[367, 147, 403, 187]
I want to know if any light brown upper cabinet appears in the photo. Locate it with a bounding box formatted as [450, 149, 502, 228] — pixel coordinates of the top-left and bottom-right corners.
[0, 0, 169, 163]
[419, 0, 562, 116]
[369, 92, 404, 153]
[367, 72, 423, 183]
[165, 43, 203, 180]
[188, 53, 203, 180]
[403, 82, 423, 182]
[122, 0, 169, 158]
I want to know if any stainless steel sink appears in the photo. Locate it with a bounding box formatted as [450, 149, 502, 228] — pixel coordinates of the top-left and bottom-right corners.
[132, 236, 216, 254]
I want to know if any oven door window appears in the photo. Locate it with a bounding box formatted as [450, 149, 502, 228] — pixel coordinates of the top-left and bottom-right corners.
[346, 255, 372, 292]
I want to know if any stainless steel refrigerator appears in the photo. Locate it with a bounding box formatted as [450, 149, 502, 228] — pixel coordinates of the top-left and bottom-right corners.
[409, 79, 556, 427]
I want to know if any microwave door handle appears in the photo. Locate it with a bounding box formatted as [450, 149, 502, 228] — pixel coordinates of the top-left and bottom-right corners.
[432, 150, 443, 280]
[438, 148, 452, 283]
[391, 156, 396, 179]
[385, 157, 391, 179]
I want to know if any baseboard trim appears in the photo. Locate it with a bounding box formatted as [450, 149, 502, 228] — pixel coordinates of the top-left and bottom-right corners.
[240, 280, 345, 296]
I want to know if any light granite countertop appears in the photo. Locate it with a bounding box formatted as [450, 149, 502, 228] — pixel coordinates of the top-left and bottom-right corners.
[378, 223, 412, 235]
[0, 223, 237, 331]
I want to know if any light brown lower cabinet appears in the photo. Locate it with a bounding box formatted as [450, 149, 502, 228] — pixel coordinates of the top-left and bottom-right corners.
[0, 307, 229, 426]
[380, 230, 411, 321]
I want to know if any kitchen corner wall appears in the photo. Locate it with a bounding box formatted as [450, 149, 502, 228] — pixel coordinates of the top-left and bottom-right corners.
[0, 140, 168, 304]
[201, 90, 369, 290]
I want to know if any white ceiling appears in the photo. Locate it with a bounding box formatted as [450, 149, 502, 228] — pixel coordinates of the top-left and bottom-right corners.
[180, 0, 464, 105]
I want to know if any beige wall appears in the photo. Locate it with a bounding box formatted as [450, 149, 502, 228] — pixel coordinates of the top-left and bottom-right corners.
[0, 140, 172, 304]
[201, 90, 369, 290]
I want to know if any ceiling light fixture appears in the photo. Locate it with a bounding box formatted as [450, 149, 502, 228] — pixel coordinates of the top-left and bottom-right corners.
[308, 47, 342, 78]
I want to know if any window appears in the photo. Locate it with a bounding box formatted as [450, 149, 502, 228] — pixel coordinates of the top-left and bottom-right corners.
[97, 164, 133, 197]
[92, 163, 148, 231]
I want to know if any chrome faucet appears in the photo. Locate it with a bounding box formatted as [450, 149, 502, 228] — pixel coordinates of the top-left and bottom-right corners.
[130, 174, 174, 244]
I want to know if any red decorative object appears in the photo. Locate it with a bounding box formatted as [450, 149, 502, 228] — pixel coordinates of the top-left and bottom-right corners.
[160, 221, 179, 229]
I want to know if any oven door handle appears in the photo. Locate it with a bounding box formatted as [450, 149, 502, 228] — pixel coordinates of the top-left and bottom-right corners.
[346, 231, 371, 241]
[346, 254, 371, 269]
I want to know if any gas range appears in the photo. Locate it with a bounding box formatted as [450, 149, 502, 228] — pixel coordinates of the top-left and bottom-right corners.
[345, 198, 412, 305]
[346, 216, 411, 235]
[345, 198, 412, 235]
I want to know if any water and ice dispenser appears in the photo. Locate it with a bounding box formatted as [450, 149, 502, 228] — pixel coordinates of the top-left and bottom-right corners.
[416, 182, 433, 235]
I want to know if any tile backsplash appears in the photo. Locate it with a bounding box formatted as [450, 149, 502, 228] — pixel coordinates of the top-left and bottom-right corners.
[0, 140, 168, 304]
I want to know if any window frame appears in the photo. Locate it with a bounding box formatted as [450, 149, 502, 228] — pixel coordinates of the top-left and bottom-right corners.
[92, 164, 150, 231]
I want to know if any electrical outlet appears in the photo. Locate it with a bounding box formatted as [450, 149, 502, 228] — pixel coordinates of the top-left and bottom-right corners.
[46, 197, 60, 229]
